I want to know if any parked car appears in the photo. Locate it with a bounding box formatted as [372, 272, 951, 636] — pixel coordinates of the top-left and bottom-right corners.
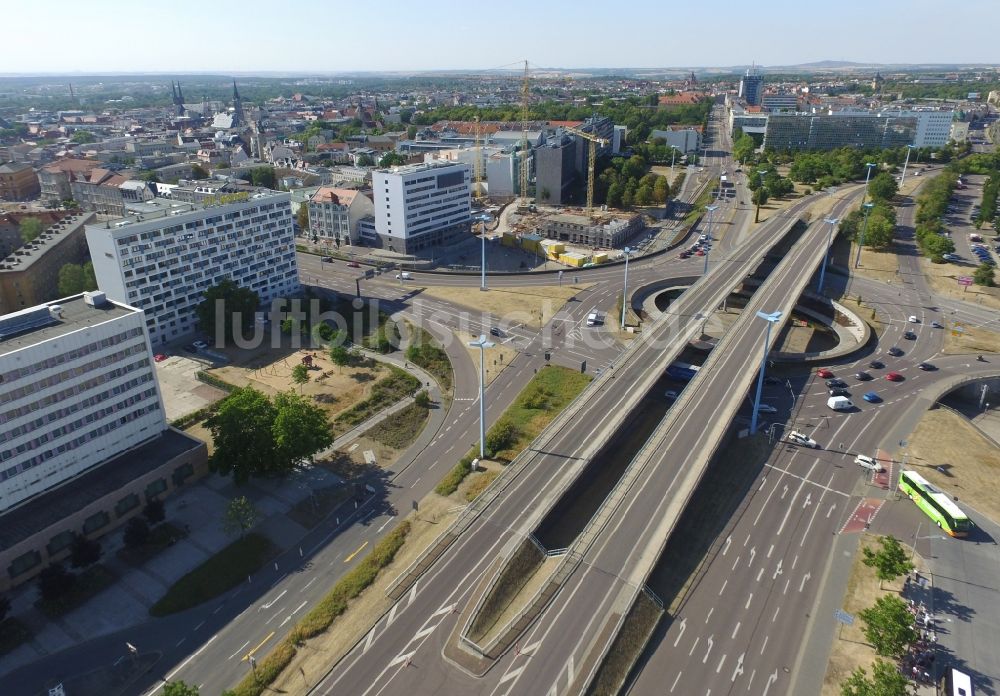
[829, 387, 851, 397]
[931, 321, 943, 329]
[904, 330, 916, 340]
[888, 346, 904, 357]
[192, 340, 208, 350]
[154, 353, 168, 362]
[489, 327, 503, 337]
[886, 372, 904, 382]
[855, 371, 872, 381]
[868, 360, 885, 369]
[817, 368, 834, 378]
[756, 403, 778, 414]
[347, 261, 361, 268]
[908, 315, 919, 323]
[854, 454, 882, 472]
[665, 390, 678, 400]
[863, 391, 882, 403]
[321, 256, 334, 263]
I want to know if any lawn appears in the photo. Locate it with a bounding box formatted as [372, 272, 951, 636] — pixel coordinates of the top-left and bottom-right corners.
[149, 533, 277, 617]
[36, 564, 116, 619]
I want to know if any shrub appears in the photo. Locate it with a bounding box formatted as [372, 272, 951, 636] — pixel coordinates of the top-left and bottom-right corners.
[486, 418, 518, 454]
[69, 534, 101, 569]
[435, 455, 474, 496]
[143, 498, 166, 525]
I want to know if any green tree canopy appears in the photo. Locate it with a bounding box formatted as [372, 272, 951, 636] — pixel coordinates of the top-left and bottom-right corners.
[206, 387, 280, 484]
[71, 130, 96, 144]
[974, 262, 996, 287]
[839, 658, 911, 696]
[163, 680, 200, 696]
[379, 152, 407, 167]
[861, 535, 915, 587]
[82, 261, 97, 291]
[58, 263, 86, 296]
[195, 279, 260, 343]
[733, 133, 756, 164]
[19, 217, 43, 244]
[297, 202, 309, 232]
[291, 363, 310, 390]
[249, 166, 277, 189]
[222, 496, 258, 538]
[859, 595, 918, 658]
[190, 164, 210, 180]
[272, 390, 333, 466]
[868, 172, 898, 202]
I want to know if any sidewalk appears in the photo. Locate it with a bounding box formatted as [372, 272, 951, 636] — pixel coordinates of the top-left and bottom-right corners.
[0, 350, 447, 677]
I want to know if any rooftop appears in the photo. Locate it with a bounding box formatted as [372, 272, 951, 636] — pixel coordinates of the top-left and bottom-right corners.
[377, 160, 467, 175]
[0, 293, 136, 352]
[0, 212, 96, 274]
[0, 428, 203, 550]
[311, 186, 359, 205]
[95, 189, 289, 230]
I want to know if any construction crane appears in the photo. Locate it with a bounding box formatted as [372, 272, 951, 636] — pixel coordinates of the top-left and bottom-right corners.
[519, 60, 531, 205]
[563, 124, 609, 213]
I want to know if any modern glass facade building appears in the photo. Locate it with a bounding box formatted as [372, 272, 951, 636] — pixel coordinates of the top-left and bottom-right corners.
[764, 113, 919, 151]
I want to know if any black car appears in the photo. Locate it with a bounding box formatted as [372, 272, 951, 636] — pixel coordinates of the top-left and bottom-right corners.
[918, 362, 936, 371]
[489, 327, 503, 337]
[321, 256, 334, 263]
[825, 378, 847, 388]
[855, 371, 872, 381]
[888, 347, 904, 357]
[829, 387, 851, 397]
[868, 360, 885, 369]
[903, 331, 916, 340]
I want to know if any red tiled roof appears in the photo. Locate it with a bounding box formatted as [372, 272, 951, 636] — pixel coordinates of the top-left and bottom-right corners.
[658, 92, 702, 106]
[311, 187, 359, 205]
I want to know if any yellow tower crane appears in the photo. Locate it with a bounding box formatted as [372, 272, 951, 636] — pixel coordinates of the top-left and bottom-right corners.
[563, 124, 609, 214]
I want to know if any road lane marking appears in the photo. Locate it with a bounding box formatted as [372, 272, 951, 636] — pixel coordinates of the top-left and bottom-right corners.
[521, 639, 542, 655]
[260, 589, 286, 610]
[388, 651, 415, 668]
[731, 555, 740, 571]
[301, 578, 316, 593]
[747, 669, 756, 690]
[148, 633, 219, 695]
[799, 572, 812, 592]
[363, 625, 377, 654]
[408, 582, 418, 606]
[670, 672, 683, 692]
[745, 593, 753, 609]
[414, 625, 436, 641]
[767, 544, 774, 558]
[702, 634, 714, 663]
[760, 635, 769, 654]
[673, 618, 687, 647]
[433, 602, 456, 617]
[498, 666, 526, 685]
[706, 607, 714, 622]
[193, 620, 204, 631]
[689, 636, 700, 655]
[719, 579, 728, 595]
[242, 631, 275, 661]
[716, 654, 726, 673]
[377, 516, 395, 533]
[344, 541, 369, 563]
[756, 567, 764, 582]
[386, 603, 398, 626]
[229, 640, 250, 660]
[773, 606, 780, 622]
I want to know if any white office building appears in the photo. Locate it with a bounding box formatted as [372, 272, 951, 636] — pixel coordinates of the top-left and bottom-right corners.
[881, 109, 955, 148]
[0, 292, 166, 512]
[85, 192, 299, 345]
[369, 161, 471, 253]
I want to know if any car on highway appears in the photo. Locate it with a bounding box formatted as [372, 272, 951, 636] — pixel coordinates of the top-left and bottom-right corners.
[192, 340, 208, 350]
[825, 378, 848, 388]
[678, 251, 691, 259]
[764, 376, 782, 385]
[904, 330, 917, 340]
[396, 272, 412, 280]
[918, 362, 936, 371]
[347, 261, 360, 268]
[817, 368, 834, 378]
[154, 353, 168, 362]
[931, 321, 943, 329]
[863, 391, 882, 403]
[788, 430, 819, 448]
[868, 360, 884, 369]
[755, 403, 777, 414]
[888, 346, 904, 357]
[886, 371, 904, 382]
[854, 454, 882, 473]
[828, 387, 850, 397]
[855, 371, 872, 381]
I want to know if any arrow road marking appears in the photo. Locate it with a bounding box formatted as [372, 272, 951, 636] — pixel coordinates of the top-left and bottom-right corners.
[703, 635, 714, 663]
[673, 618, 687, 647]
[731, 652, 745, 682]
[800, 572, 812, 592]
[749, 547, 756, 565]
[762, 670, 778, 696]
[722, 535, 732, 555]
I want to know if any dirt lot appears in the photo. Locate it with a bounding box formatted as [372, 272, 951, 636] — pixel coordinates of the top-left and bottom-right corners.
[821, 533, 924, 695]
[904, 407, 1000, 524]
[205, 347, 388, 422]
[270, 494, 461, 694]
[419, 284, 590, 329]
[920, 257, 1000, 311]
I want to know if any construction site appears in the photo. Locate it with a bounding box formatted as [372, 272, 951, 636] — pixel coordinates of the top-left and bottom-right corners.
[499, 205, 644, 267]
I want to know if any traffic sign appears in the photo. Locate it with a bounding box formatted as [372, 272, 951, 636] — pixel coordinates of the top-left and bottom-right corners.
[957, 276, 974, 286]
[834, 609, 855, 626]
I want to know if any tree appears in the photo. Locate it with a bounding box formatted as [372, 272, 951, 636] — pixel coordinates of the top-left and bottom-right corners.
[861, 535, 914, 588]
[356, 154, 375, 167]
[19, 217, 42, 244]
[840, 659, 911, 696]
[859, 595, 918, 658]
[190, 164, 210, 180]
[297, 202, 309, 232]
[123, 517, 151, 549]
[206, 387, 279, 483]
[634, 184, 653, 206]
[195, 279, 260, 343]
[379, 152, 407, 167]
[37, 564, 76, 603]
[752, 188, 769, 222]
[249, 166, 277, 189]
[82, 261, 97, 291]
[139, 171, 160, 183]
[222, 496, 258, 538]
[733, 133, 756, 164]
[414, 390, 431, 408]
[71, 130, 96, 144]
[329, 344, 351, 371]
[291, 363, 310, 389]
[652, 176, 670, 204]
[486, 418, 519, 455]
[163, 681, 200, 696]
[974, 262, 996, 287]
[406, 125, 418, 140]
[863, 215, 896, 250]
[58, 263, 86, 295]
[272, 390, 333, 467]
[143, 498, 166, 524]
[69, 534, 101, 569]
[868, 172, 898, 202]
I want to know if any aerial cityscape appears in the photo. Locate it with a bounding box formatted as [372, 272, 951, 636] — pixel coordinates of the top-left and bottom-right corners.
[1, 4, 999, 696]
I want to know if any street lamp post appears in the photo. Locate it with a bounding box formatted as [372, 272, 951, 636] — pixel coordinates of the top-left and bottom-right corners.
[817, 216, 839, 294]
[704, 204, 718, 274]
[899, 144, 916, 188]
[468, 334, 495, 459]
[670, 145, 678, 177]
[855, 202, 875, 269]
[750, 310, 783, 435]
[620, 247, 632, 330]
[476, 214, 490, 291]
[861, 162, 877, 204]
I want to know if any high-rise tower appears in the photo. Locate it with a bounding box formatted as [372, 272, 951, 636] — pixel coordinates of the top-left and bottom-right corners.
[232, 80, 246, 128]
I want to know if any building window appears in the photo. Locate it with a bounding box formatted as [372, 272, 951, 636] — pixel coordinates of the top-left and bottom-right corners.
[8, 550, 42, 579]
[115, 493, 141, 518]
[83, 511, 111, 535]
[145, 478, 167, 501]
[46, 530, 76, 558]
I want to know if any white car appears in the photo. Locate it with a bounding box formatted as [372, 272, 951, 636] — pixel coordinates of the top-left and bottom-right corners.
[908, 315, 919, 323]
[192, 340, 209, 349]
[788, 430, 819, 448]
[854, 454, 882, 473]
[396, 272, 412, 280]
[756, 403, 777, 414]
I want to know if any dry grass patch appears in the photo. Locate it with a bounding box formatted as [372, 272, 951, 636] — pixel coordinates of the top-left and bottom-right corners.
[941, 322, 1000, 354]
[419, 284, 591, 330]
[920, 257, 1000, 311]
[848, 244, 900, 284]
[821, 533, 921, 696]
[458, 330, 518, 386]
[461, 460, 503, 502]
[905, 407, 1000, 524]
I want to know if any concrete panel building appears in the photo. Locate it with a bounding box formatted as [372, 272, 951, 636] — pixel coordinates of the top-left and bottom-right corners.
[85, 192, 298, 345]
[369, 161, 471, 253]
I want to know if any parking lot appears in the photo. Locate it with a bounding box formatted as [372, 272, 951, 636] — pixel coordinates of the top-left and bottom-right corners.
[940, 174, 997, 270]
[153, 354, 228, 421]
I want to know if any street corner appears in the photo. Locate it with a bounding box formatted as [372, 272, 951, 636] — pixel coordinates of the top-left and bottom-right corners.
[839, 498, 886, 534]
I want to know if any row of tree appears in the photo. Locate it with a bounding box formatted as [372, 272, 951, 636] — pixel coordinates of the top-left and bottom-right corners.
[836, 172, 900, 250]
[914, 170, 960, 262]
[598, 155, 670, 209]
[974, 172, 999, 229]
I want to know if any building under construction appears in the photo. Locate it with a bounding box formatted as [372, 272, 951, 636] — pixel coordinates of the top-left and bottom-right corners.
[538, 210, 642, 248]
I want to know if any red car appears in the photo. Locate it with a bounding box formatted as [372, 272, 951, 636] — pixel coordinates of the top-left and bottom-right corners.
[154, 353, 168, 362]
[695, 249, 705, 256]
[817, 368, 834, 379]
[886, 372, 904, 382]
[347, 261, 360, 268]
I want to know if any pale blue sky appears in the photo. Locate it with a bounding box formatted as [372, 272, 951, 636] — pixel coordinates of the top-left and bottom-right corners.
[4, 0, 998, 74]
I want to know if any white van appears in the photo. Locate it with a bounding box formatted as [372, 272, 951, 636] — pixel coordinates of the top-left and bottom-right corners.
[586, 312, 601, 326]
[827, 396, 853, 411]
[396, 271, 412, 280]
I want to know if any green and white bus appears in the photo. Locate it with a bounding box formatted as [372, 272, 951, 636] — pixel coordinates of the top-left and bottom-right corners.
[899, 470, 971, 537]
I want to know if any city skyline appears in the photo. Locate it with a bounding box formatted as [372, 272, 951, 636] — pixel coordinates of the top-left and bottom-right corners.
[2, 0, 998, 75]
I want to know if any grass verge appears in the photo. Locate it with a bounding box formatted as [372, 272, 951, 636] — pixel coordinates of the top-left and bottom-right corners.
[405, 323, 453, 393]
[363, 402, 430, 449]
[332, 367, 420, 435]
[0, 617, 33, 655]
[683, 185, 715, 225]
[585, 591, 663, 696]
[36, 564, 116, 619]
[150, 533, 277, 617]
[225, 523, 410, 696]
[116, 522, 187, 566]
